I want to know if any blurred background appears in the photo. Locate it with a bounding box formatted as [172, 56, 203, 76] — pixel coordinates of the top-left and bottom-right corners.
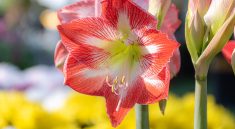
[0, 0, 234, 129]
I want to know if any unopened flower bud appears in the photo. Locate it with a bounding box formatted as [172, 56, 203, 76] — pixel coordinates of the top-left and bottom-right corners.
[204, 0, 235, 35]
[188, 0, 211, 19]
[148, 0, 171, 28]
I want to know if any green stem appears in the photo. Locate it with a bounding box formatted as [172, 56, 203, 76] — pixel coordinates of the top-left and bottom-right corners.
[194, 75, 207, 129]
[135, 104, 150, 129]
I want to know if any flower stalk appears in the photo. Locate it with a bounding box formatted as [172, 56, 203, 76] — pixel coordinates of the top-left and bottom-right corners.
[135, 104, 150, 129]
[185, 1, 235, 129]
[194, 74, 207, 129]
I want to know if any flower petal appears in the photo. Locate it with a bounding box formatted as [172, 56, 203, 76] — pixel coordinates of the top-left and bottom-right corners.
[160, 4, 181, 78]
[222, 40, 235, 64]
[160, 4, 181, 39]
[70, 44, 110, 69]
[54, 41, 68, 72]
[63, 54, 107, 96]
[102, 0, 157, 29]
[58, 0, 101, 24]
[103, 77, 143, 127]
[57, 17, 118, 52]
[137, 66, 170, 104]
[139, 29, 180, 75]
[169, 48, 181, 78]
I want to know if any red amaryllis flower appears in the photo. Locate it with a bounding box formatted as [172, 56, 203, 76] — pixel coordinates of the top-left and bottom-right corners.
[55, 0, 179, 127]
[55, 0, 182, 77]
[222, 40, 235, 64]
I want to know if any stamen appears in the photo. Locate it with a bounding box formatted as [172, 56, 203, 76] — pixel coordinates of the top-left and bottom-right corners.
[105, 75, 129, 95]
[116, 97, 122, 111]
[114, 76, 118, 84]
[113, 88, 119, 95]
[121, 76, 125, 84]
[125, 82, 128, 89]
[112, 85, 115, 93]
[106, 76, 113, 87]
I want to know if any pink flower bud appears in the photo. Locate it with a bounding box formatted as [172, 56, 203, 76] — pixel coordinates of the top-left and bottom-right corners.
[204, 0, 235, 35]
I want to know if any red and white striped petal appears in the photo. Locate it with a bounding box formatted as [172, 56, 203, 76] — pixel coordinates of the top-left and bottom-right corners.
[57, 0, 102, 24]
[131, 1, 182, 78]
[138, 65, 170, 104]
[160, 4, 181, 78]
[58, 17, 118, 45]
[64, 54, 107, 96]
[139, 29, 180, 75]
[54, 40, 68, 72]
[132, 1, 181, 39]
[104, 76, 143, 127]
[57, 17, 118, 52]
[70, 44, 110, 69]
[102, 0, 157, 30]
[222, 40, 235, 64]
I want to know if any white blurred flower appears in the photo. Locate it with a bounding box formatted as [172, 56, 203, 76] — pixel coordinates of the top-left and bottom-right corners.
[23, 65, 64, 101]
[0, 63, 70, 111]
[36, 0, 78, 10]
[37, 0, 67, 10]
[0, 63, 28, 90]
[3, 126, 16, 129]
[42, 89, 69, 112]
[24, 65, 71, 111]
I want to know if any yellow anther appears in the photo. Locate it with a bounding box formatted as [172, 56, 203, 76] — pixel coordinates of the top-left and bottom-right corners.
[114, 76, 118, 84]
[112, 85, 115, 93]
[121, 76, 125, 84]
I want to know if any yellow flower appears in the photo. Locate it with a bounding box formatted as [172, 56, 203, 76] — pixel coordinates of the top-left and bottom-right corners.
[0, 91, 234, 129]
[60, 92, 235, 129]
[0, 91, 72, 129]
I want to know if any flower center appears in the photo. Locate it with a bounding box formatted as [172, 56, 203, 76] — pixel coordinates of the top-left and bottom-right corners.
[105, 34, 142, 92]
[103, 28, 143, 111]
[107, 39, 142, 67]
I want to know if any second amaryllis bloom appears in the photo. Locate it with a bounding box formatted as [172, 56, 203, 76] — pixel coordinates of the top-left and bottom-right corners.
[56, 0, 179, 127]
[222, 41, 235, 64]
[222, 40, 235, 74]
